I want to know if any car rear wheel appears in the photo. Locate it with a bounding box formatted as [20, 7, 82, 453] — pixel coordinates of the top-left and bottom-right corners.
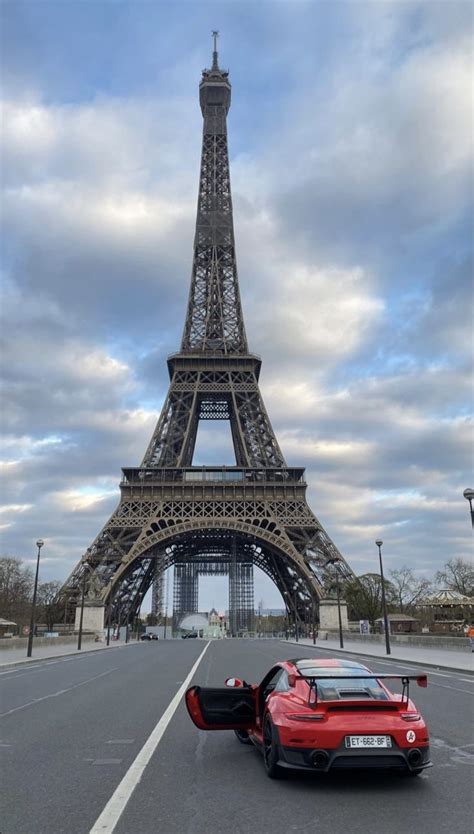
[234, 729, 253, 745]
[262, 716, 284, 779]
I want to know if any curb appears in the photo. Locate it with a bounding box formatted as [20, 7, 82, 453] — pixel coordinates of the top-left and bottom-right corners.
[281, 640, 474, 676]
[0, 640, 138, 670]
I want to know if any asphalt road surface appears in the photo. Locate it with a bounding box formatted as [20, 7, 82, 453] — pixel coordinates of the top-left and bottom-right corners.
[1, 640, 472, 834]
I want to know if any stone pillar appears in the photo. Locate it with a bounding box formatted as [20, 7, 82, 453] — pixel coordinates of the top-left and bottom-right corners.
[74, 600, 105, 635]
[318, 598, 348, 632]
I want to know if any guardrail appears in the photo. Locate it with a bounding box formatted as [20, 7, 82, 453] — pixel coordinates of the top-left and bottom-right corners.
[321, 631, 472, 652]
[0, 635, 96, 651]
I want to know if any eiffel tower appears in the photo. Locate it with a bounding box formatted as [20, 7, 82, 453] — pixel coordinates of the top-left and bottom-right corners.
[62, 35, 355, 635]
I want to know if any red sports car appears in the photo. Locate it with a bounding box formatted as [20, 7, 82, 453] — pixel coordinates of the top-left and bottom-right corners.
[185, 658, 432, 778]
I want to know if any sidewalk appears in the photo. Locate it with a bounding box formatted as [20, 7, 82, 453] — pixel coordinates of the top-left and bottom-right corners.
[283, 637, 474, 674]
[0, 638, 137, 669]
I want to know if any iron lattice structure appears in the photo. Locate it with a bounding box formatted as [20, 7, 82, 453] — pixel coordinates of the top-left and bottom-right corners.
[151, 563, 164, 622]
[172, 549, 254, 636]
[61, 38, 356, 631]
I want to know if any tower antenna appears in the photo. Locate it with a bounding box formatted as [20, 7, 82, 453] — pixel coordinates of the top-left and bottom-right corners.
[212, 30, 219, 69]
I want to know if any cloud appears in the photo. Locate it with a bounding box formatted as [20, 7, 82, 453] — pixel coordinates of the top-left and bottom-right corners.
[1, 1, 472, 605]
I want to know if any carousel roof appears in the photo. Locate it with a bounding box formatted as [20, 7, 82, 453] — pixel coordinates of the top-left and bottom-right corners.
[421, 588, 473, 605]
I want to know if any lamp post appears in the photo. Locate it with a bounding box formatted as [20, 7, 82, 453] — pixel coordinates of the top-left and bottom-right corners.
[375, 540, 391, 655]
[325, 558, 344, 649]
[27, 539, 44, 657]
[77, 563, 92, 651]
[106, 592, 113, 646]
[463, 488, 474, 528]
[117, 596, 122, 641]
[282, 592, 289, 640]
[293, 587, 299, 642]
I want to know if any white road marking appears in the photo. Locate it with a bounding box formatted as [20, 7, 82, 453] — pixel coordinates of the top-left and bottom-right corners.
[0, 654, 94, 676]
[93, 759, 123, 765]
[0, 664, 48, 676]
[0, 668, 118, 717]
[89, 641, 210, 834]
[0, 669, 47, 681]
[367, 665, 473, 685]
[427, 681, 474, 695]
[106, 739, 135, 745]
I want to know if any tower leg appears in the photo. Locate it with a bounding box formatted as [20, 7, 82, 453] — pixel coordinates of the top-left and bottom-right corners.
[151, 563, 164, 623]
[173, 563, 198, 633]
[229, 536, 237, 637]
[74, 601, 105, 636]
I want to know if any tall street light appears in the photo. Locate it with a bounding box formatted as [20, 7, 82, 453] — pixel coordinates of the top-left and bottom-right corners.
[27, 539, 44, 657]
[375, 540, 391, 655]
[293, 586, 299, 642]
[326, 558, 344, 649]
[463, 488, 474, 528]
[106, 589, 113, 646]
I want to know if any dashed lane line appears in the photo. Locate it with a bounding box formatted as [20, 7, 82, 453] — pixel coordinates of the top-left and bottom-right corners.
[89, 641, 210, 834]
[0, 655, 96, 677]
[0, 668, 118, 717]
[427, 681, 474, 695]
[106, 740, 135, 745]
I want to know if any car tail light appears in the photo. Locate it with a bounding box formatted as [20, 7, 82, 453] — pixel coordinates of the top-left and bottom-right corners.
[285, 713, 324, 721]
[400, 713, 421, 721]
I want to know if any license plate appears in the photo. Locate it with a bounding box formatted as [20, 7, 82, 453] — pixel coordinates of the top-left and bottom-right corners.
[345, 735, 392, 749]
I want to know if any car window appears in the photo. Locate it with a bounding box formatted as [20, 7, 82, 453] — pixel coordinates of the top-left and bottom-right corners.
[274, 671, 289, 692]
[261, 668, 285, 700]
[298, 667, 388, 701]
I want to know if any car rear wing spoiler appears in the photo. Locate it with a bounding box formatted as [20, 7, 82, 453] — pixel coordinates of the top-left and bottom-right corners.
[291, 674, 428, 706]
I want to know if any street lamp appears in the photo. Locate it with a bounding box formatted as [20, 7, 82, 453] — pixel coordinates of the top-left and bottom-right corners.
[106, 590, 113, 646]
[463, 488, 474, 528]
[375, 540, 391, 655]
[293, 586, 299, 642]
[326, 558, 344, 649]
[77, 563, 92, 651]
[27, 539, 44, 657]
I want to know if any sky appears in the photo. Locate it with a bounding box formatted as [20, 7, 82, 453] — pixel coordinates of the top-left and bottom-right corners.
[1, 0, 472, 612]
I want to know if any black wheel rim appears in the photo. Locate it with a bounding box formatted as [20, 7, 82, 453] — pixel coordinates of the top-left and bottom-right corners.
[263, 721, 273, 765]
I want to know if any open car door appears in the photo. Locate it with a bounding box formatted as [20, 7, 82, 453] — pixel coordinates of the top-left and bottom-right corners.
[185, 685, 257, 731]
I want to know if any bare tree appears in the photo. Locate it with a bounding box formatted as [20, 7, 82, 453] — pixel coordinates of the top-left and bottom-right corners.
[37, 581, 63, 631]
[344, 573, 396, 627]
[0, 557, 34, 624]
[388, 566, 432, 612]
[435, 558, 474, 597]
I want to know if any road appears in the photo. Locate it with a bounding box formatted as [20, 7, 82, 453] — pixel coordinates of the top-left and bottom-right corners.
[1, 640, 472, 834]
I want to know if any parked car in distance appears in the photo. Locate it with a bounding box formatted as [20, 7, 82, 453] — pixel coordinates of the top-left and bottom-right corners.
[141, 633, 159, 640]
[182, 632, 198, 639]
